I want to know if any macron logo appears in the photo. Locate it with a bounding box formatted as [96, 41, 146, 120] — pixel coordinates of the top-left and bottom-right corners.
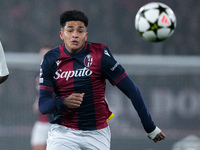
[56, 60, 61, 66]
[104, 50, 111, 57]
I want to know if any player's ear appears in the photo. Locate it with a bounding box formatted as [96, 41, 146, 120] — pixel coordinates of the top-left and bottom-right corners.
[85, 32, 88, 41]
[59, 30, 64, 40]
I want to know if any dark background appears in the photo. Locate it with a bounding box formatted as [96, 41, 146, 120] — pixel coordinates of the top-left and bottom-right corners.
[0, 0, 199, 55]
[0, 0, 200, 150]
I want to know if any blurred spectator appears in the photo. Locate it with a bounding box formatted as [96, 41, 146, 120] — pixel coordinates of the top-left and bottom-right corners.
[30, 45, 53, 150]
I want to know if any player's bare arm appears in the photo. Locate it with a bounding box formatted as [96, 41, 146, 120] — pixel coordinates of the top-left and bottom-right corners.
[63, 93, 84, 108]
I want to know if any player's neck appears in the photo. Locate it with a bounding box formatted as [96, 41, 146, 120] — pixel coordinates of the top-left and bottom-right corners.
[66, 44, 85, 54]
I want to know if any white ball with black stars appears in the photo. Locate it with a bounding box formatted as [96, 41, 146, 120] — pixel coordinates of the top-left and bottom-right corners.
[135, 2, 176, 42]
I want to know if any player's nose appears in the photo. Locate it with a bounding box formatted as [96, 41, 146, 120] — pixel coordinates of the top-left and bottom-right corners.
[72, 30, 79, 38]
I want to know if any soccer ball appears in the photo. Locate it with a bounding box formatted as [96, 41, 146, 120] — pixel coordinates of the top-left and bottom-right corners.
[135, 2, 176, 42]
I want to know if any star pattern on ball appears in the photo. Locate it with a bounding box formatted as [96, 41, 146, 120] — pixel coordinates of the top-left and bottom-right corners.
[168, 19, 175, 31]
[146, 20, 163, 42]
[145, 5, 172, 41]
[135, 2, 176, 42]
[157, 4, 168, 15]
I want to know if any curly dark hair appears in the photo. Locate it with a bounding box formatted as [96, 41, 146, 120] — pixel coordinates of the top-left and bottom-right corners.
[60, 10, 88, 28]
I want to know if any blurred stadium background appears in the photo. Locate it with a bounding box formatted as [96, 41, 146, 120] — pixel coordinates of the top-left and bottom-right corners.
[0, 0, 200, 149]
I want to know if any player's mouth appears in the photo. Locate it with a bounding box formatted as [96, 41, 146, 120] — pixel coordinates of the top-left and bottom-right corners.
[71, 40, 79, 45]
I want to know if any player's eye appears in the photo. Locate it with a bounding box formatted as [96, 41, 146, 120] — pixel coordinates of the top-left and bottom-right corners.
[67, 29, 74, 33]
[78, 30, 84, 33]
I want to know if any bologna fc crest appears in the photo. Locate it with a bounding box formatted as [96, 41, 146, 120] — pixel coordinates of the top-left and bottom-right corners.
[84, 54, 93, 67]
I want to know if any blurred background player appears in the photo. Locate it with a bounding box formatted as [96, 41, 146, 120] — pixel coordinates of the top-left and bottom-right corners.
[0, 41, 9, 84]
[31, 45, 53, 150]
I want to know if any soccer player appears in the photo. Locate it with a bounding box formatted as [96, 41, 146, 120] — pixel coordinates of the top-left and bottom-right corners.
[39, 10, 166, 150]
[0, 41, 9, 84]
[31, 45, 52, 150]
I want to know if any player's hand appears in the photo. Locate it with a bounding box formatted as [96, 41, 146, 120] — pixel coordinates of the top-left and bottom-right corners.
[63, 93, 84, 108]
[147, 126, 166, 143]
[153, 131, 166, 143]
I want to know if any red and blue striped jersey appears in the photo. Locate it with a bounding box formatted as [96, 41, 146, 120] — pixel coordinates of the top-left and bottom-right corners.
[39, 41, 156, 132]
[39, 42, 126, 130]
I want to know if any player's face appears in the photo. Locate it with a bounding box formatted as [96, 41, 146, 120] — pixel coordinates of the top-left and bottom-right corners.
[60, 21, 88, 54]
